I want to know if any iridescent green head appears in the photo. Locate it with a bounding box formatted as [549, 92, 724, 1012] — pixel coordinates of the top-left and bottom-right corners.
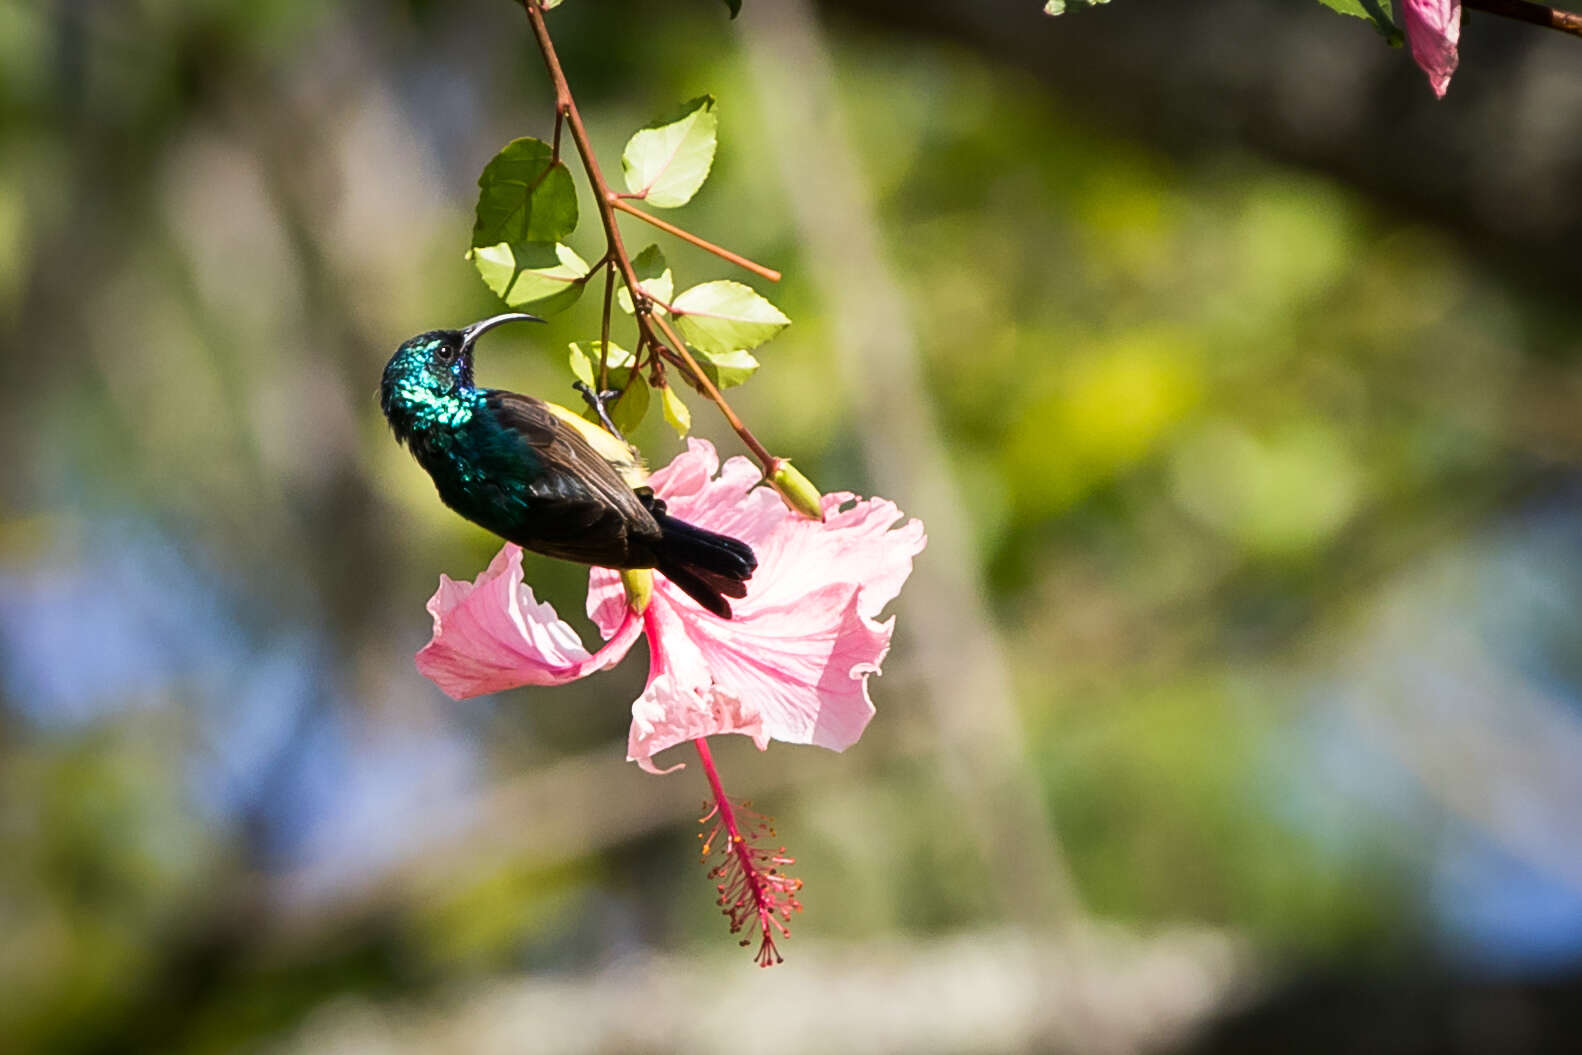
[380, 313, 541, 442]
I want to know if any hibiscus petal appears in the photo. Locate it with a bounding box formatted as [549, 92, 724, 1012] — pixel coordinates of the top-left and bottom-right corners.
[614, 439, 925, 769]
[417, 544, 640, 699]
[625, 583, 887, 770]
[1403, 0, 1461, 99]
[760, 491, 927, 620]
[646, 439, 786, 547]
[586, 566, 627, 639]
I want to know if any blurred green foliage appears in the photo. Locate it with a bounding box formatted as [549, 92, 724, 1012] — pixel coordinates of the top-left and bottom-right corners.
[2, 0, 1580, 1051]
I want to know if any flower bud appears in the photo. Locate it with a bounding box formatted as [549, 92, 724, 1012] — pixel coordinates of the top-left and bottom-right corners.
[622, 568, 654, 614]
[768, 459, 825, 521]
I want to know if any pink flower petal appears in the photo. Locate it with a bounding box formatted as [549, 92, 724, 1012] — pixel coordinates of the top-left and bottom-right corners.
[1403, 0, 1461, 99]
[616, 440, 926, 771]
[412, 439, 925, 772]
[417, 544, 640, 699]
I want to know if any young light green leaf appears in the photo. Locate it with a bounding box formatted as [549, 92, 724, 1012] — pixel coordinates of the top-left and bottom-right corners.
[620, 96, 718, 209]
[568, 341, 636, 389]
[617, 244, 674, 315]
[469, 241, 590, 315]
[659, 383, 691, 437]
[671, 279, 790, 355]
[569, 343, 595, 389]
[609, 371, 651, 435]
[698, 348, 760, 389]
[472, 138, 578, 248]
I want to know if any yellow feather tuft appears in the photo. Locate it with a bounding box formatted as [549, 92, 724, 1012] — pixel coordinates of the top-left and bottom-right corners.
[543, 401, 650, 488]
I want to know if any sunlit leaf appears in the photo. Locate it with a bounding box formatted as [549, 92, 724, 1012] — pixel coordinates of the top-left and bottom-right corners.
[469, 241, 590, 315]
[472, 137, 577, 248]
[697, 348, 760, 390]
[620, 96, 718, 209]
[671, 279, 789, 355]
[568, 341, 637, 390]
[1044, 0, 1110, 13]
[659, 383, 691, 436]
[617, 244, 673, 315]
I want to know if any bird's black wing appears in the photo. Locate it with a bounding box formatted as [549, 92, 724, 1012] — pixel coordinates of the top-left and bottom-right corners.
[483, 389, 660, 566]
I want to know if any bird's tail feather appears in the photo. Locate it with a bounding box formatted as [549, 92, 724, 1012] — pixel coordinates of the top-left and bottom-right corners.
[649, 508, 757, 619]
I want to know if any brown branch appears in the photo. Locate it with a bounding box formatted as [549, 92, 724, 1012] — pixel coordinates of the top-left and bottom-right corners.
[646, 310, 774, 466]
[1465, 0, 1582, 38]
[610, 197, 782, 283]
[597, 259, 615, 391]
[519, 0, 777, 473]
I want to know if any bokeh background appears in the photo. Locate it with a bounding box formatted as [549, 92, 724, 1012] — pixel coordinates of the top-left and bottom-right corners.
[5, 0, 1582, 1051]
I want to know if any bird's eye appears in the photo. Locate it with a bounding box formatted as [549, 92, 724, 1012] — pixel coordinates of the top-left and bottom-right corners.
[435, 344, 455, 364]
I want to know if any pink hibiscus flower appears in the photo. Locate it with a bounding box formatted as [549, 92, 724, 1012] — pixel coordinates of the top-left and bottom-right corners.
[416, 438, 925, 771]
[411, 438, 925, 964]
[1403, 0, 1461, 98]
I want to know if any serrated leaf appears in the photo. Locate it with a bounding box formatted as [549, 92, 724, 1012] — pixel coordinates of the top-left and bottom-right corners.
[671, 279, 789, 355]
[698, 347, 760, 389]
[609, 371, 650, 435]
[620, 96, 718, 209]
[659, 383, 691, 436]
[472, 138, 578, 248]
[469, 241, 590, 315]
[617, 244, 673, 315]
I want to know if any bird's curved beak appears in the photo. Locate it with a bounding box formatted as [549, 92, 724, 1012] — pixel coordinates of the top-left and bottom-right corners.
[459, 312, 543, 352]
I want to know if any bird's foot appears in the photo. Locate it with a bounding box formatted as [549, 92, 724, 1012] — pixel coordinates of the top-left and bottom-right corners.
[572, 381, 626, 441]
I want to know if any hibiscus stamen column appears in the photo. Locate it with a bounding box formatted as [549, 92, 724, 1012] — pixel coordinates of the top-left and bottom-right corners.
[693, 737, 803, 967]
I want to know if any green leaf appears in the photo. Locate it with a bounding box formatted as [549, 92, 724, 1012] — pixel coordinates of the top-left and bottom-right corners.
[469, 241, 590, 315]
[671, 279, 790, 355]
[472, 138, 578, 248]
[697, 348, 760, 390]
[1313, 0, 1400, 38]
[609, 371, 650, 435]
[568, 341, 636, 390]
[617, 244, 674, 315]
[659, 383, 691, 436]
[1043, 0, 1109, 14]
[568, 344, 595, 388]
[620, 96, 718, 209]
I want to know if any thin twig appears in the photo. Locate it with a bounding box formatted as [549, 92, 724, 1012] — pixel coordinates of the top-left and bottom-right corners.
[519, 0, 778, 473]
[611, 197, 782, 283]
[648, 309, 774, 467]
[598, 259, 615, 391]
[1465, 0, 1582, 39]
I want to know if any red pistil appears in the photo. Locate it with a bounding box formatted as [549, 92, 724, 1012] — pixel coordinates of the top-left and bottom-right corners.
[693, 737, 803, 966]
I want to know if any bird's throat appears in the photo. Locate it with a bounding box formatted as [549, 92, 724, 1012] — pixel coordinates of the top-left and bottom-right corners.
[389, 383, 478, 443]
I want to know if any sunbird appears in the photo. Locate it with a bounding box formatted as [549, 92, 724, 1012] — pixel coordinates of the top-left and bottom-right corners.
[381, 313, 757, 617]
